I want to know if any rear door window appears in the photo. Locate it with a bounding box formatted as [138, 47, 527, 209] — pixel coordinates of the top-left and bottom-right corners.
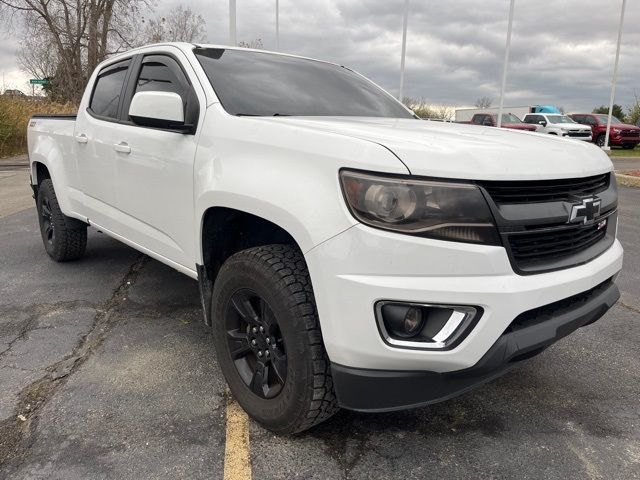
[90, 60, 130, 119]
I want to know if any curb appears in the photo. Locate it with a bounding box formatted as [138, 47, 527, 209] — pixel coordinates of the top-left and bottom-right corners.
[615, 172, 640, 188]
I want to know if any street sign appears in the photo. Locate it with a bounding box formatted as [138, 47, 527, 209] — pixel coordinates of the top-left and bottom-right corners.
[29, 79, 49, 85]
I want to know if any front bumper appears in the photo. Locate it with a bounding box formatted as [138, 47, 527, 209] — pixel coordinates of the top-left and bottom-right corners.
[331, 278, 619, 411]
[609, 135, 640, 146]
[305, 224, 623, 374]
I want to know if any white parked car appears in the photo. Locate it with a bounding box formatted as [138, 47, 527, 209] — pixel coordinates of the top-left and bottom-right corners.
[522, 113, 592, 141]
[27, 43, 622, 434]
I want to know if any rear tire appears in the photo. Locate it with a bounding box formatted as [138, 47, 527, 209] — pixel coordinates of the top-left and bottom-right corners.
[36, 179, 87, 261]
[211, 244, 338, 434]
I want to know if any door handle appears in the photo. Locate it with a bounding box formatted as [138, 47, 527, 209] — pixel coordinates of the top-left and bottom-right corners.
[114, 142, 131, 154]
[74, 134, 88, 144]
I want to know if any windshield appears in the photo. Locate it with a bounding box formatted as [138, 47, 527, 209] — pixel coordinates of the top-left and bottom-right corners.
[194, 48, 414, 118]
[497, 113, 522, 123]
[547, 115, 576, 124]
[594, 114, 622, 124]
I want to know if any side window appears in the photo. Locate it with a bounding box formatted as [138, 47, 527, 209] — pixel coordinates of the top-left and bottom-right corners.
[471, 115, 483, 125]
[134, 55, 188, 100]
[582, 116, 595, 125]
[90, 60, 130, 119]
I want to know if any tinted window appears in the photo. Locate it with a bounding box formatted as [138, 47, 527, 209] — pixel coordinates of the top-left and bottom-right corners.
[471, 115, 485, 125]
[594, 114, 621, 124]
[90, 61, 129, 118]
[501, 113, 523, 123]
[135, 56, 188, 99]
[194, 48, 413, 118]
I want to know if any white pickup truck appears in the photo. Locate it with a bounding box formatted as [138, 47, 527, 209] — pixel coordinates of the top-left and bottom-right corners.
[28, 43, 622, 434]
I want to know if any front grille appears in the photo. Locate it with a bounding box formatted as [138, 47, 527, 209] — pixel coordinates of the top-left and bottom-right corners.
[479, 173, 609, 204]
[621, 130, 639, 137]
[567, 131, 590, 137]
[508, 220, 608, 268]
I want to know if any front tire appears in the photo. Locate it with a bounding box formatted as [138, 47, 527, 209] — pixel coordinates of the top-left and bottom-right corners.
[596, 134, 606, 147]
[211, 244, 338, 434]
[36, 179, 87, 261]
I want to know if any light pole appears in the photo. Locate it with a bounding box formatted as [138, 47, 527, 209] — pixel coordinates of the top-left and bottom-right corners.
[603, 0, 627, 150]
[497, 0, 515, 128]
[398, 0, 409, 101]
[229, 0, 237, 46]
[276, 0, 280, 50]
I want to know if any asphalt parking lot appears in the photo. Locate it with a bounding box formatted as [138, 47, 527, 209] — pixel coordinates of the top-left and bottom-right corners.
[0, 160, 639, 479]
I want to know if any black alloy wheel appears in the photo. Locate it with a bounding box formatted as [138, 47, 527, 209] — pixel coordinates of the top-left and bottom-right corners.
[36, 179, 87, 261]
[40, 195, 56, 246]
[225, 288, 287, 399]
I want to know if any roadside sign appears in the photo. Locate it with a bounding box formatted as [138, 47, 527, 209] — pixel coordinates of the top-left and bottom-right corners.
[29, 79, 49, 85]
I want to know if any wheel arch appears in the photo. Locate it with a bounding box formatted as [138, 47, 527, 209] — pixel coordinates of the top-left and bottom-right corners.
[197, 206, 306, 326]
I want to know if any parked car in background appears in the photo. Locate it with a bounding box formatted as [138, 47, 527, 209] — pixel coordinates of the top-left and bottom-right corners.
[2, 89, 25, 97]
[569, 113, 640, 149]
[461, 113, 537, 132]
[455, 105, 560, 122]
[522, 113, 592, 141]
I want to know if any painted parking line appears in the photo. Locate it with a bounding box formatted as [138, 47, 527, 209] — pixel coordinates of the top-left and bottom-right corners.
[224, 394, 252, 480]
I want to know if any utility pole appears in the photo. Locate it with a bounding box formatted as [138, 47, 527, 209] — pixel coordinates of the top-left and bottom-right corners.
[229, 0, 237, 46]
[398, 0, 409, 101]
[276, 0, 280, 50]
[603, 0, 627, 150]
[497, 0, 515, 128]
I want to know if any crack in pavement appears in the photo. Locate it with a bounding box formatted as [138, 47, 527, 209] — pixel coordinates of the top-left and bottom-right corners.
[0, 254, 149, 469]
[0, 301, 96, 359]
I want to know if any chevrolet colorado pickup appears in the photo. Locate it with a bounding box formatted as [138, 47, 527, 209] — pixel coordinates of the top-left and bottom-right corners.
[27, 43, 623, 434]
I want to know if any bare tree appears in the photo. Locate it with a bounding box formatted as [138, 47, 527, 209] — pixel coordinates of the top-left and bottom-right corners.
[237, 38, 263, 49]
[1, 0, 149, 102]
[140, 5, 206, 44]
[474, 96, 493, 109]
[402, 97, 454, 121]
[16, 15, 58, 81]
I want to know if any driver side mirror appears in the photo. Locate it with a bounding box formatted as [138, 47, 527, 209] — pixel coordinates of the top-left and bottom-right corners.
[538, 120, 547, 127]
[129, 91, 193, 133]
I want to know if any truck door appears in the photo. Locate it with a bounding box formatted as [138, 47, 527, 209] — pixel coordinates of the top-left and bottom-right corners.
[109, 52, 204, 270]
[74, 58, 131, 230]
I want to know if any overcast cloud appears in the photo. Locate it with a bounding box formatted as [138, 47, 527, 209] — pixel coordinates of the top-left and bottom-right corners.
[1, 0, 638, 112]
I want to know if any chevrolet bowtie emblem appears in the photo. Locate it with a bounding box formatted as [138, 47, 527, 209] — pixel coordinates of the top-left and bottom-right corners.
[569, 197, 601, 224]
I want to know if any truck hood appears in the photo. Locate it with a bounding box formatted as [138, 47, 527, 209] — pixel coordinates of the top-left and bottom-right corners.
[501, 123, 537, 131]
[608, 123, 640, 131]
[260, 117, 612, 180]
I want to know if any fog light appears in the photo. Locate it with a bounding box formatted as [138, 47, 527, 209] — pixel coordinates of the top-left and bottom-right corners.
[380, 304, 424, 338]
[403, 307, 423, 336]
[377, 302, 481, 350]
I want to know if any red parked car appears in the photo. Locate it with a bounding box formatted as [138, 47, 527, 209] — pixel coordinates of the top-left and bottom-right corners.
[464, 113, 538, 132]
[569, 113, 640, 149]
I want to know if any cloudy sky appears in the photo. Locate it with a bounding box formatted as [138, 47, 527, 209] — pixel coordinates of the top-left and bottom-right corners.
[1, 0, 638, 112]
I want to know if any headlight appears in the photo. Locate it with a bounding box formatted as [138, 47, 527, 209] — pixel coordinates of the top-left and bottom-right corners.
[339, 170, 500, 245]
[612, 128, 621, 134]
